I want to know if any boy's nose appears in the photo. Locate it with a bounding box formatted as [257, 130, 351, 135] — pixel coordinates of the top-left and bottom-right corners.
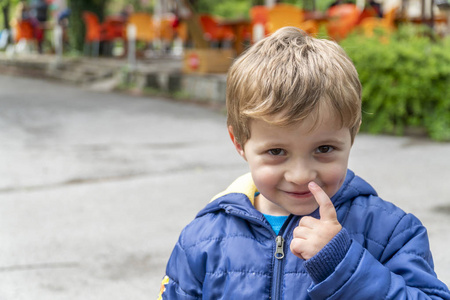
[284, 161, 316, 186]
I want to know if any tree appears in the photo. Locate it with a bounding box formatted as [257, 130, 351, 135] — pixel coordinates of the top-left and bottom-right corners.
[190, 0, 252, 18]
[1, 0, 21, 30]
[0, 0, 22, 45]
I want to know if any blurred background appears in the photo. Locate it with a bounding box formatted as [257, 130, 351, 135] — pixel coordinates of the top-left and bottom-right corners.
[1, 0, 449, 139]
[0, 0, 449, 299]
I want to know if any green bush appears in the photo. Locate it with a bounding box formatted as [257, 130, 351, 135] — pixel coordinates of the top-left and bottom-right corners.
[340, 25, 450, 141]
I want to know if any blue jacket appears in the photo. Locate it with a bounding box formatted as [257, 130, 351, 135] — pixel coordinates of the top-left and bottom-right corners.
[160, 170, 450, 299]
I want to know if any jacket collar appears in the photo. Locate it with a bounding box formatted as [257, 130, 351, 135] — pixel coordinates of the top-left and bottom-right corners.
[196, 169, 378, 219]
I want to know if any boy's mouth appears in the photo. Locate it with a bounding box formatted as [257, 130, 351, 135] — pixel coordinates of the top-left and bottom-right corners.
[284, 190, 312, 198]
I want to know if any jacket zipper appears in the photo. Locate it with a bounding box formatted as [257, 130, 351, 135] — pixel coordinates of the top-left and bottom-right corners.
[275, 236, 285, 259]
[273, 235, 284, 300]
[223, 209, 294, 300]
[272, 215, 294, 300]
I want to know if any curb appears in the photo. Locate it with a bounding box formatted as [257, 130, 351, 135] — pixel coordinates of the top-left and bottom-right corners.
[0, 53, 228, 104]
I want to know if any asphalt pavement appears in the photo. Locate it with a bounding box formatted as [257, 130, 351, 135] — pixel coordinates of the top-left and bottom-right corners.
[0, 74, 449, 299]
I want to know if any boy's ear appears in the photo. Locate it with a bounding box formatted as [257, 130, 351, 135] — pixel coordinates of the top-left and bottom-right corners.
[228, 126, 246, 159]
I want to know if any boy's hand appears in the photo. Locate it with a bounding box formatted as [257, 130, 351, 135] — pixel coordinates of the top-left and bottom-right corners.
[290, 181, 342, 260]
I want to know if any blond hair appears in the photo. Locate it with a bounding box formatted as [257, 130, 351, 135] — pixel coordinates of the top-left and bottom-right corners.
[226, 27, 362, 145]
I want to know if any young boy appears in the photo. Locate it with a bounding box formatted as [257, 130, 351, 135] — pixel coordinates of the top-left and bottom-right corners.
[158, 27, 450, 299]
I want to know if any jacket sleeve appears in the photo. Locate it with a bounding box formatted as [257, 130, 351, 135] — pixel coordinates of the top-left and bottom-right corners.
[307, 213, 450, 300]
[158, 235, 202, 300]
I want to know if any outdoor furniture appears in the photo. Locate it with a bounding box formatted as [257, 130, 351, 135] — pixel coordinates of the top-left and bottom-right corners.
[250, 5, 269, 42]
[358, 7, 398, 37]
[126, 13, 155, 43]
[103, 16, 126, 56]
[82, 11, 109, 56]
[304, 10, 329, 22]
[174, 21, 188, 43]
[217, 18, 251, 55]
[156, 16, 176, 43]
[356, 7, 378, 25]
[13, 20, 37, 53]
[103, 16, 126, 41]
[267, 4, 319, 36]
[326, 4, 361, 40]
[304, 10, 329, 31]
[199, 14, 235, 47]
[14, 20, 35, 42]
[267, 3, 303, 33]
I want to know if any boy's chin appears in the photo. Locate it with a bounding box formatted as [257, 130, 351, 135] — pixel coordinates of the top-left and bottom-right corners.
[288, 204, 319, 216]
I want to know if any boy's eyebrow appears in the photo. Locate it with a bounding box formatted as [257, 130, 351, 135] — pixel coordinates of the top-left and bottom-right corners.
[316, 138, 347, 145]
[255, 140, 288, 149]
[257, 138, 346, 149]
[315, 137, 346, 146]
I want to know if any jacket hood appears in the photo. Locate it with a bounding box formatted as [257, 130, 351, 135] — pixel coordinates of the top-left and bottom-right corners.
[197, 169, 378, 218]
[331, 169, 378, 207]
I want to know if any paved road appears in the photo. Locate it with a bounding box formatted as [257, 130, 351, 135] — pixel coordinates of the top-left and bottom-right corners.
[0, 74, 449, 299]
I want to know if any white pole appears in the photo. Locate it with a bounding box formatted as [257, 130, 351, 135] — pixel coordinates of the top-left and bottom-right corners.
[265, 0, 276, 8]
[127, 23, 137, 71]
[54, 24, 63, 63]
[356, 0, 365, 10]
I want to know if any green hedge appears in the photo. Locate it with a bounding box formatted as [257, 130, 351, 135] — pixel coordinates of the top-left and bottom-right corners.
[340, 25, 450, 141]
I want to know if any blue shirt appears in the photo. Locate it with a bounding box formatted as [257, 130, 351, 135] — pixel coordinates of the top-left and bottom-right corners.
[263, 214, 288, 235]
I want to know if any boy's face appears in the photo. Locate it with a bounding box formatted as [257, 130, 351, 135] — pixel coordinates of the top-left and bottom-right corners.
[230, 113, 353, 216]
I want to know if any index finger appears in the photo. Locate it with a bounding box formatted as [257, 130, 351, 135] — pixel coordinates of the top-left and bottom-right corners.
[308, 181, 337, 221]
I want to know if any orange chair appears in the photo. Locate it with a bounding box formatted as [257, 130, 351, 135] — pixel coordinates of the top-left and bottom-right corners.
[153, 16, 178, 53]
[156, 17, 176, 43]
[267, 3, 319, 36]
[199, 14, 234, 46]
[126, 13, 155, 43]
[358, 7, 398, 37]
[175, 21, 188, 43]
[326, 4, 361, 40]
[14, 20, 35, 42]
[13, 20, 37, 52]
[82, 11, 107, 56]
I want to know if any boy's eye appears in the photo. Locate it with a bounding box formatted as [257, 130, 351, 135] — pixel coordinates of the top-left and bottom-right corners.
[316, 145, 334, 154]
[268, 148, 285, 156]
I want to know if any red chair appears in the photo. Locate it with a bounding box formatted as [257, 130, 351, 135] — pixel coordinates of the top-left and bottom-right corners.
[250, 5, 269, 42]
[358, 7, 398, 37]
[103, 16, 125, 41]
[326, 4, 361, 40]
[199, 14, 234, 46]
[356, 7, 378, 25]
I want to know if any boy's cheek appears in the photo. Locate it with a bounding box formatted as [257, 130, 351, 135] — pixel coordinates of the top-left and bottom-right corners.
[320, 165, 348, 198]
[252, 165, 278, 183]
